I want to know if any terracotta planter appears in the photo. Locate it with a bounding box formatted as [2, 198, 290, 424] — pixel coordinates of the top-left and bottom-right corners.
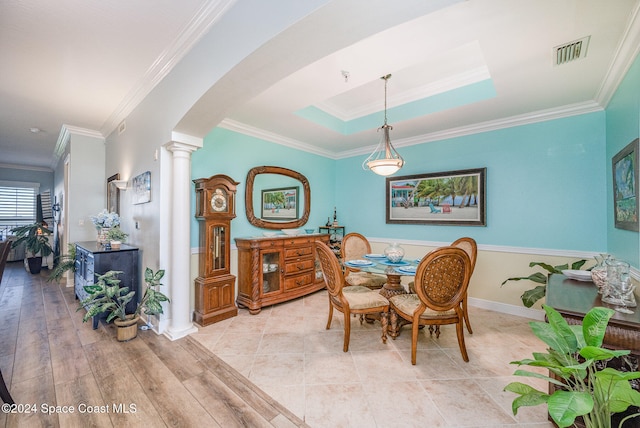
[110, 241, 121, 250]
[114, 314, 139, 341]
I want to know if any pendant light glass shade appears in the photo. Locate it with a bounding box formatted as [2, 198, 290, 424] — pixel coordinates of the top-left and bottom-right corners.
[362, 74, 404, 176]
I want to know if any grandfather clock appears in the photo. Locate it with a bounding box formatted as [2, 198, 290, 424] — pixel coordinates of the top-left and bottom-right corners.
[193, 174, 239, 326]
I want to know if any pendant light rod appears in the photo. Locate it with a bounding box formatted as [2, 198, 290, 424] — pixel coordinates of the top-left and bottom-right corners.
[362, 74, 404, 176]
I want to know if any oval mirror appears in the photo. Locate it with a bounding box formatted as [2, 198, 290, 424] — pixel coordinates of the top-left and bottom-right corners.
[245, 166, 310, 229]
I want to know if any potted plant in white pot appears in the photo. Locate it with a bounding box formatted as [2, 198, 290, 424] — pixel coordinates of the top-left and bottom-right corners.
[78, 268, 170, 341]
[105, 227, 128, 250]
[10, 222, 54, 274]
[505, 305, 640, 428]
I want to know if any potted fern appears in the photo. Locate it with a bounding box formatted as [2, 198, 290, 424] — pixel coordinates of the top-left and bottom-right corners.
[48, 243, 76, 283]
[505, 305, 640, 427]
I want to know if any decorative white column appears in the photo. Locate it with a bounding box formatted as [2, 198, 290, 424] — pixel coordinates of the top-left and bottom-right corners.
[163, 140, 199, 340]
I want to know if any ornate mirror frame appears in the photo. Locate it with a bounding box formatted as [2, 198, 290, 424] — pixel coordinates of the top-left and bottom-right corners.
[245, 166, 310, 229]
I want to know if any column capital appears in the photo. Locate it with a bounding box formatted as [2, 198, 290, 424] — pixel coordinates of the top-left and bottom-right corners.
[164, 140, 200, 154]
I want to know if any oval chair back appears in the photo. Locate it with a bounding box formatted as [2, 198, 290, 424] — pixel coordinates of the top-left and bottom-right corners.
[414, 246, 471, 313]
[316, 240, 345, 298]
[450, 237, 477, 333]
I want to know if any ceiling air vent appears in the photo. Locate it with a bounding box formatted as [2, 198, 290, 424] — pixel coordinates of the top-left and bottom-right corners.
[554, 36, 590, 66]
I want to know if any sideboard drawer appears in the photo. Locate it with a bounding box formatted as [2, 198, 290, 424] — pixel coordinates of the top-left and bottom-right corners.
[284, 272, 314, 291]
[284, 246, 313, 259]
[284, 259, 314, 275]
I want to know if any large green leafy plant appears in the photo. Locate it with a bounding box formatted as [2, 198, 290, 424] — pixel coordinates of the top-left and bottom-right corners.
[10, 222, 53, 258]
[138, 268, 170, 317]
[505, 305, 640, 428]
[502, 260, 586, 307]
[78, 268, 170, 324]
[78, 270, 135, 323]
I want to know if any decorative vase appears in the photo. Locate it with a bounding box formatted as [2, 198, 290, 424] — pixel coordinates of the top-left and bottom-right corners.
[97, 228, 111, 245]
[114, 314, 139, 341]
[110, 240, 121, 250]
[384, 242, 405, 263]
[590, 253, 610, 293]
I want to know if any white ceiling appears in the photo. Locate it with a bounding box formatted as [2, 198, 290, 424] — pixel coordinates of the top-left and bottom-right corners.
[2, 0, 640, 170]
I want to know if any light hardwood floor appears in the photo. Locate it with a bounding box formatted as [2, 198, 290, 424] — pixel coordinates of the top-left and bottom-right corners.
[0, 261, 306, 428]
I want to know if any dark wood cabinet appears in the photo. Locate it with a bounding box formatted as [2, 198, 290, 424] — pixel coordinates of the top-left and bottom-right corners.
[74, 241, 140, 329]
[235, 234, 329, 314]
[546, 274, 640, 428]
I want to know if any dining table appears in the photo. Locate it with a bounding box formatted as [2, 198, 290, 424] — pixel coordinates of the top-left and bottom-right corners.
[343, 254, 419, 297]
[343, 254, 420, 337]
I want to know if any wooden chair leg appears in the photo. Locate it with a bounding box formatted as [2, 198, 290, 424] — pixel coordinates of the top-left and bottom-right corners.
[342, 310, 351, 352]
[0, 368, 14, 405]
[463, 297, 473, 334]
[326, 301, 334, 330]
[456, 320, 469, 362]
[380, 311, 388, 344]
[411, 322, 420, 365]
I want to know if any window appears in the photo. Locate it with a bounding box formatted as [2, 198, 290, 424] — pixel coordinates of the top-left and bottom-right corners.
[0, 181, 39, 237]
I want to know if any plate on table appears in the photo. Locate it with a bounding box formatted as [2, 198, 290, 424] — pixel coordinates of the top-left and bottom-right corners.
[364, 253, 386, 259]
[378, 259, 410, 266]
[395, 266, 417, 275]
[562, 269, 592, 282]
[345, 259, 374, 268]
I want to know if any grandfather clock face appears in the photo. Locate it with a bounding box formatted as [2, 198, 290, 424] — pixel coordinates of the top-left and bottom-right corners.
[210, 188, 228, 213]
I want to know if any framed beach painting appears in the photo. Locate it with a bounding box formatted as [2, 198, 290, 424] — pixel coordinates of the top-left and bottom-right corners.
[386, 168, 486, 226]
[261, 186, 299, 221]
[613, 138, 639, 231]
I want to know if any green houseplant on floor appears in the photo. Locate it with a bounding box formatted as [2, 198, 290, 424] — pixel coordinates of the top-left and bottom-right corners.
[10, 222, 54, 274]
[505, 305, 640, 428]
[501, 259, 586, 307]
[78, 268, 170, 341]
[48, 243, 76, 283]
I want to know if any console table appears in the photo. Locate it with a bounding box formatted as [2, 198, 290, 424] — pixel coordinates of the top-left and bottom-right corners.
[74, 241, 140, 329]
[546, 273, 639, 427]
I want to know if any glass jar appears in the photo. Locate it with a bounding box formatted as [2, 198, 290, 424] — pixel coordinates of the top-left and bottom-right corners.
[602, 259, 630, 305]
[384, 242, 405, 263]
[590, 253, 610, 294]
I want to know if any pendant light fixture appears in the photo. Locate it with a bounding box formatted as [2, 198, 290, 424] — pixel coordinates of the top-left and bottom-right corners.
[362, 74, 404, 176]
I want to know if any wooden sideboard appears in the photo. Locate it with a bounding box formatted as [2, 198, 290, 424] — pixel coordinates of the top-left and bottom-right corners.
[235, 234, 329, 314]
[75, 241, 140, 329]
[546, 273, 639, 427]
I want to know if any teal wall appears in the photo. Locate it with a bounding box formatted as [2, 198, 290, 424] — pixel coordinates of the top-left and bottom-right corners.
[606, 54, 640, 268]
[192, 55, 640, 261]
[336, 112, 607, 251]
[191, 127, 336, 244]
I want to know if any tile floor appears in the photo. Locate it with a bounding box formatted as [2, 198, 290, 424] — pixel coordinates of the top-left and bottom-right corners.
[191, 290, 554, 428]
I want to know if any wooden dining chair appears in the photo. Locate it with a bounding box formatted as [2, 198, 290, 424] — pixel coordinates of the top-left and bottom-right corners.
[389, 246, 471, 364]
[0, 241, 15, 404]
[316, 241, 389, 352]
[451, 237, 477, 334]
[341, 232, 386, 289]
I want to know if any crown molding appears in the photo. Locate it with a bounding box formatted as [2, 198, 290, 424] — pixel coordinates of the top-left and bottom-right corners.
[100, 0, 237, 138]
[52, 124, 105, 169]
[218, 119, 338, 158]
[337, 100, 604, 158]
[0, 163, 53, 173]
[594, 2, 640, 107]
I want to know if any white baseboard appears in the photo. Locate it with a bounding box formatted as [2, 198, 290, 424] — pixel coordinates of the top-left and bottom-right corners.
[467, 296, 545, 321]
